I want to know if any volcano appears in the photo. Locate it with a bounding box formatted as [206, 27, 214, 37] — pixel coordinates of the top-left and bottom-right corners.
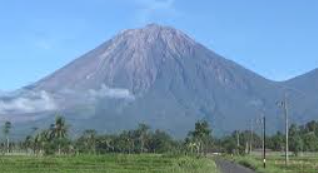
[1, 24, 317, 137]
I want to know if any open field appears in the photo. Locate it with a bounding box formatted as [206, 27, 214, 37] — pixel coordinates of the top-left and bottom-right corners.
[0, 154, 219, 173]
[229, 153, 318, 173]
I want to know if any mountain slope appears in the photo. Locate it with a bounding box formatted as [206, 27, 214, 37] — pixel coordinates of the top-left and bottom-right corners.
[282, 69, 318, 124]
[284, 68, 318, 96]
[30, 24, 282, 135]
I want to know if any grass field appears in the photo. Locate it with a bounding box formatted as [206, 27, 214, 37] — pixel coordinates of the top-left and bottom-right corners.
[230, 153, 318, 173]
[0, 154, 219, 173]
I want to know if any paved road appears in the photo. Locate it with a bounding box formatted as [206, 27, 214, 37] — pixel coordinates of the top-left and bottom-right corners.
[215, 159, 257, 173]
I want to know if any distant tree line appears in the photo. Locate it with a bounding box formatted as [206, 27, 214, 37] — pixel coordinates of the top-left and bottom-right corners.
[0, 116, 214, 156]
[1, 117, 318, 156]
[267, 121, 318, 156]
[217, 120, 318, 156]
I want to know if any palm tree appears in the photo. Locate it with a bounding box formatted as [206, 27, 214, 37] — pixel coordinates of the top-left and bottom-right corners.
[35, 129, 50, 155]
[83, 129, 97, 155]
[31, 127, 38, 154]
[188, 120, 212, 155]
[52, 116, 68, 155]
[124, 130, 135, 154]
[24, 135, 32, 151]
[3, 121, 12, 154]
[137, 123, 150, 153]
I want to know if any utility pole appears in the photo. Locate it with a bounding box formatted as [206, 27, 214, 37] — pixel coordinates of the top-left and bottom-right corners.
[249, 120, 254, 154]
[279, 93, 289, 166]
[263, 116, 266, 169]
[284, 94, 289, 166]
[236, 130, 240, 154]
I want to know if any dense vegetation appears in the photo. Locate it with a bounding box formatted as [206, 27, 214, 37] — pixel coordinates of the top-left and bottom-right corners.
[2, 117, 318, 156]
[218, 121, 318, 173]
[0, 116, 214, 156]
[268, 121, 318, 155]
[0, 117, 219, 173]
[1, 115, 318, 173]
[216, 120, 318, 156]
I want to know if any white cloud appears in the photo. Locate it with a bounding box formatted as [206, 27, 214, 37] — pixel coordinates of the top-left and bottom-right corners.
[88, 85, 135, 100]
[58, 85, 135, 101]
[0, 85, 134, 120]
[0, 90, 57, 115]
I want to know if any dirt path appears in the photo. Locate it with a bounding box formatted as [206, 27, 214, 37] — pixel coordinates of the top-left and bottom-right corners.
[215, 159, 257, 173]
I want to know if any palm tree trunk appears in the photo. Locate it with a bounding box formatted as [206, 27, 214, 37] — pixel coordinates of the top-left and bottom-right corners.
[33, 143, 36, 155]
[6, 136, 10, 154]
[58, 131, 61, 155]
[93, 140, 96, 155]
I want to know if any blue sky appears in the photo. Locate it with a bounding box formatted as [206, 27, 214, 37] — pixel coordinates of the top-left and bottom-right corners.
[1, 0, 318, 91]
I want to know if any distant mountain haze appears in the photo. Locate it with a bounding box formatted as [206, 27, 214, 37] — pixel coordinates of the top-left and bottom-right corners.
[1, 24, 317, 137]
[284, 68, 318, 96]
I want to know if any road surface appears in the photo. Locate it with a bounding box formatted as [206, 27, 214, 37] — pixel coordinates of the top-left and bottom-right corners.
[215, 159, 257, 173]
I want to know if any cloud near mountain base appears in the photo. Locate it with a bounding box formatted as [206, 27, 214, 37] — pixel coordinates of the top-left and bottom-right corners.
[0, 90, 57, 115]
[0, 85, 135, 116]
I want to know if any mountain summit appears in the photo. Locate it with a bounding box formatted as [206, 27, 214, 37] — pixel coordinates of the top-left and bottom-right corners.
[32, 24, 197, 94]
[1, 24, 318, 137]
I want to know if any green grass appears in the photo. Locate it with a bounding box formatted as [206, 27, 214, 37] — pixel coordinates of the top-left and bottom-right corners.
[228, 153, 318, 173]
[0, 154, 219, 173]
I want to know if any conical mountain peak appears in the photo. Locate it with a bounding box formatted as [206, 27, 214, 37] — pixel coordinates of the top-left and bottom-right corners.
[144, 23, 165, 30]
[5, 25, 318, 137]
[32, 24, 250, 94]
[113, 24, 196, 49]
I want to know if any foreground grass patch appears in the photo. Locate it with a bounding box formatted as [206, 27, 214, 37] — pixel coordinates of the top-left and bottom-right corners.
[228, 154, 318, 173]
[0, 154, 218, 173]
